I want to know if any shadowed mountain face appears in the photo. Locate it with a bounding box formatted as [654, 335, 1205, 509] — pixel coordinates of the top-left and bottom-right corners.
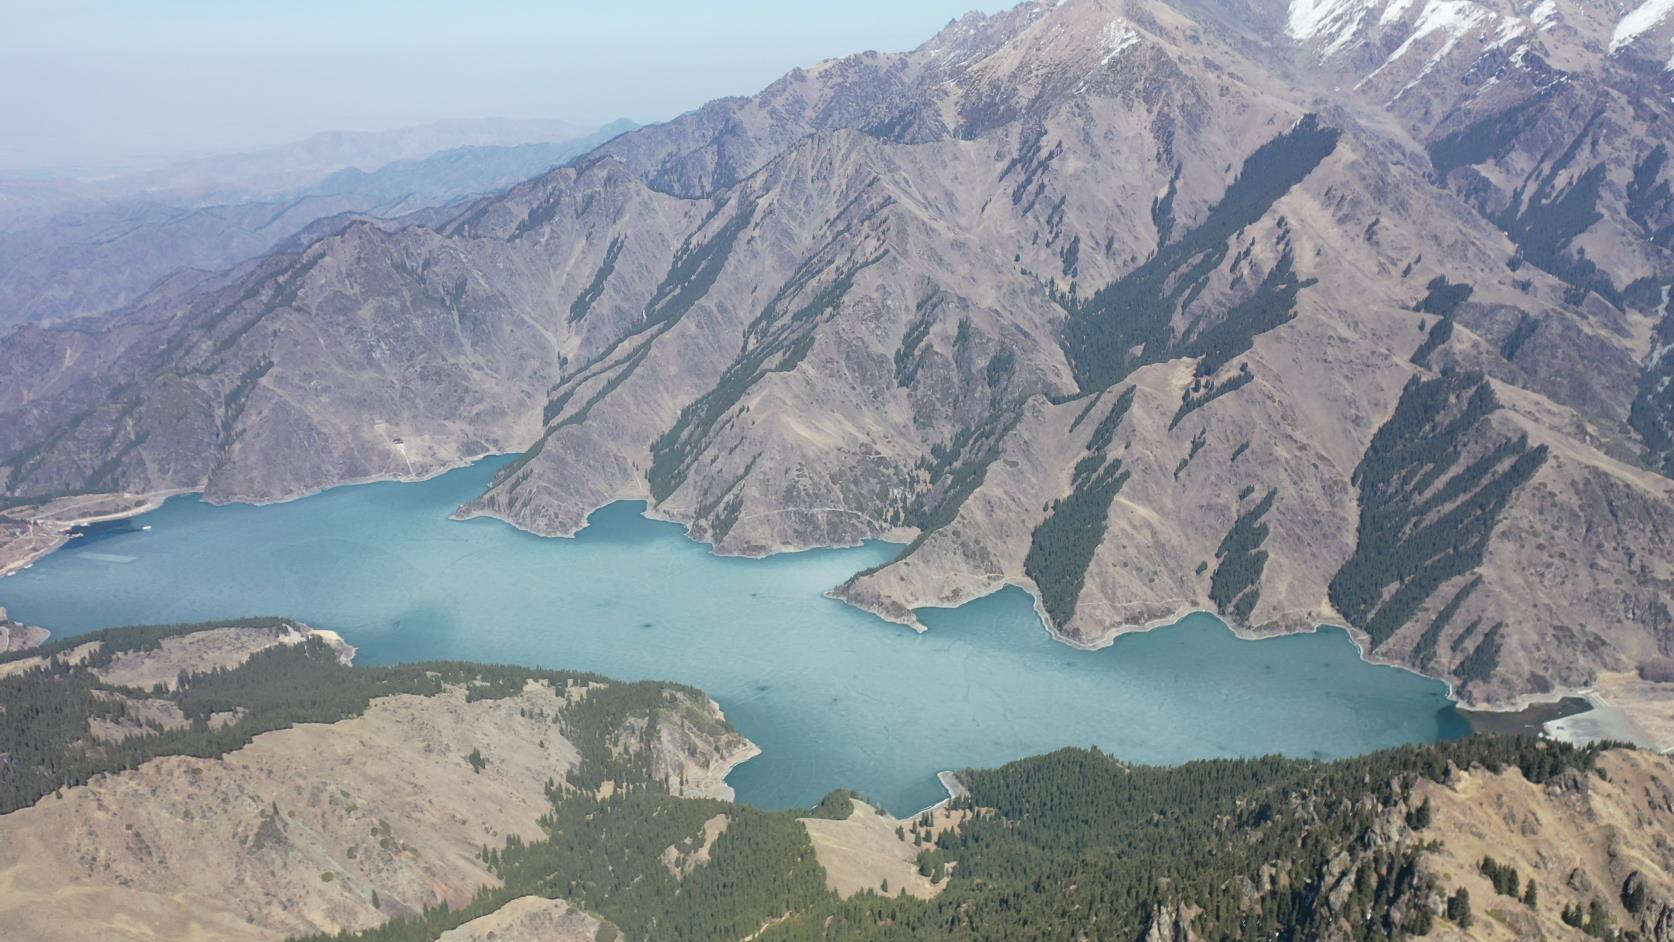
[3, 0, 1673, 708]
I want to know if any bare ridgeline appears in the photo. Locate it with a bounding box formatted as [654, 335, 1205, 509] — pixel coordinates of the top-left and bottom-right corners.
[2, 0, 1674, 938]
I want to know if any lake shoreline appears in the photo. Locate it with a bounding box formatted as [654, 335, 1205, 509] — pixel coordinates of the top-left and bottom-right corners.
[0, 448, 516, 579]
[6, 455, 1646, 812]
[1, 490, 193, 578]
[0, 471, 1596, 736]
[0, 461, 1508, 726]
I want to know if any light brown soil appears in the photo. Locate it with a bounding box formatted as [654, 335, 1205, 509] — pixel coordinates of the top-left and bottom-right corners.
[0, 683, 584, 941]
[0, 639, 100, 679]
[86, 692, 191, 742]
[0, 608, 49, 653]
[800, 799, 959, 901]
[93, 623, 336, 691]
[1413, 750, 1674, 940]
[435, 896, 609, 942]
[662, 813, 730, 880]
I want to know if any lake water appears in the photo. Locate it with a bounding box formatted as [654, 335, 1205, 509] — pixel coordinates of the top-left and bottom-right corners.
[0, 457, 1467, 814]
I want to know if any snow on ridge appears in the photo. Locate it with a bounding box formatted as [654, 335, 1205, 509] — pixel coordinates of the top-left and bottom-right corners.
[1413, 0, 1495, 39]
[1296, 0, 1533, 59]
[1611, 0, 1674, 52]
[1101, 19, 1142, 64]
[1352, 0, 1538, 100]
[1288, 0, 1388, 56]
[1381, 0, 1421, 26]
[1613, 0, 1674, 51]
[1288, 0, 1373, 41]
[1379, 1, 1495, 67]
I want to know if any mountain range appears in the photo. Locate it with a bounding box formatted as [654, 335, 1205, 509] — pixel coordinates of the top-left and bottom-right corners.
[0, 116, 607, 205]
[0, 119, 636, 329]
[2, 0, 1673, 730]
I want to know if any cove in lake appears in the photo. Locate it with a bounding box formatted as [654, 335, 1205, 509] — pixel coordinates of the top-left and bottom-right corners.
[0, 457, 1467, 814]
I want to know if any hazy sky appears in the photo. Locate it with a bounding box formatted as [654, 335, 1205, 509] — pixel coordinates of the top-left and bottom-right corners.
[0, 1, 1014, 173]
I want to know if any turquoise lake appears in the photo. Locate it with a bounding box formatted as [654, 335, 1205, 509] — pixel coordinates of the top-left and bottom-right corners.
[0, 457, 1467, 814]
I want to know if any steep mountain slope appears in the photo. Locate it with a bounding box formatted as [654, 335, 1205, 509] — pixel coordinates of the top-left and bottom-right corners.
[1, 0, 1672, 717]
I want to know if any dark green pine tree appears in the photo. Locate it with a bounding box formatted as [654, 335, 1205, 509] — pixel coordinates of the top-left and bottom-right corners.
[1447, 888, 1473, 929]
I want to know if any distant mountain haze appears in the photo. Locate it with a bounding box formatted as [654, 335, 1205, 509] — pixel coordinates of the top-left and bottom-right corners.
[301, 120, 642, 210]
[1, 117, 611, 202]
[0, 118, 637, 328]
[0, 1, 1018, 173]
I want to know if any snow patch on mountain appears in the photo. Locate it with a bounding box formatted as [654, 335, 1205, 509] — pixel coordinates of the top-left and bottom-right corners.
[1328, 0, 1544, 101]
[1610, 0, 1674, 52]
[1101, 19, 1141, 63]
[1378, 2, 1498, 70]
[1381, 0, 1421, 26]
[1292, 0, 1537, 65]
[1289, 0, 1422, 54]
[1288, 0, 1371, 41]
